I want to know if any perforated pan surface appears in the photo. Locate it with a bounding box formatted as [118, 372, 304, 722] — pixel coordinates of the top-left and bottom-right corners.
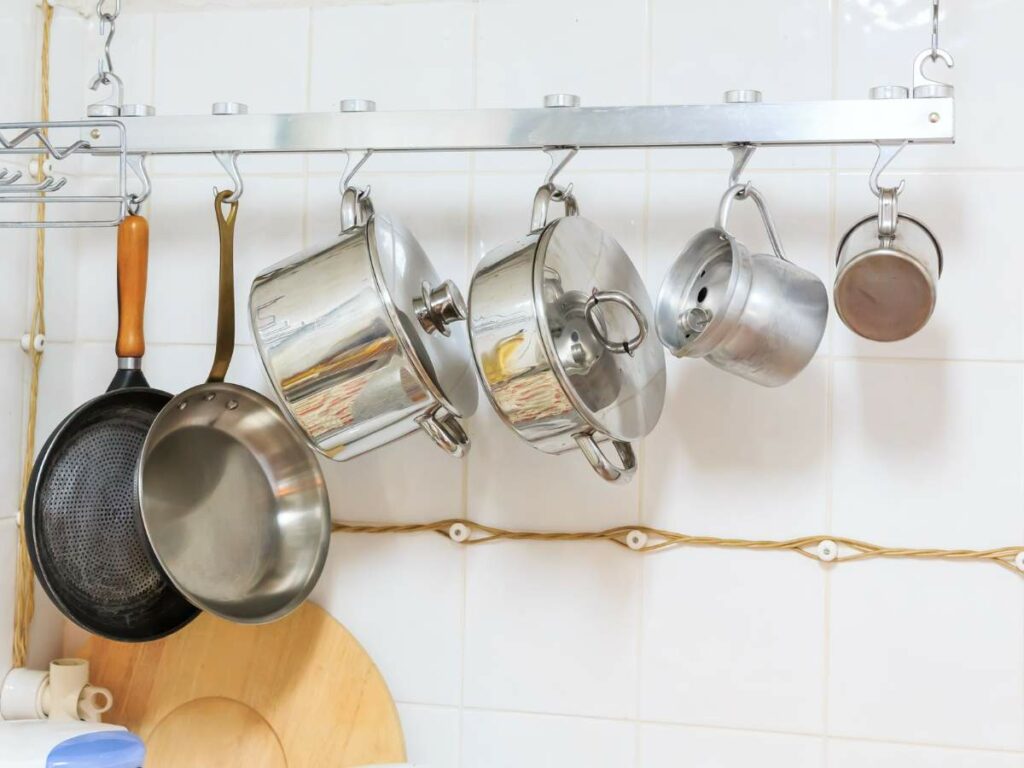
[25, 387, 198, 642]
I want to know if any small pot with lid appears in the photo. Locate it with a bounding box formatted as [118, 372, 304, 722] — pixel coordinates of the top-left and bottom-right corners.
[656, 183, 828, 387]
[249, 186, 478, 461]
[468, 184, 665, 484]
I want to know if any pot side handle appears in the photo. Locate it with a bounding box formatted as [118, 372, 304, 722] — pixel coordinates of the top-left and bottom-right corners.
[573, 432, 636, 484]
[417, 407, 470, 459]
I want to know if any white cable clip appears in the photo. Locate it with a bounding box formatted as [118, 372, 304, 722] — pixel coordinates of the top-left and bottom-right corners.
[448, 522, 470, 543]
[626, 529, 648, 550]
[816, 539, 838, 562]
[20, 333, 45, 354]
[1014, 551, 1024, 573]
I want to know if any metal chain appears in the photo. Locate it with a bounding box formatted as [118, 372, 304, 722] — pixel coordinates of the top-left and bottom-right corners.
[95, 0, 121, 81]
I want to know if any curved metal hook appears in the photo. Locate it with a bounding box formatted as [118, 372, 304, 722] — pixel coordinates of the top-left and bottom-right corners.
[543, 146, 578, 187]
[727, 144, 756, 188]
[0, 169, 24, 186]
[339, 149, 373, 195]
[913, 47, 954, 97]
[214, 151, 243, 203]
[126, 154, 152, 212]
[87, 69, 123, 115]
[869, 141, 907, 198]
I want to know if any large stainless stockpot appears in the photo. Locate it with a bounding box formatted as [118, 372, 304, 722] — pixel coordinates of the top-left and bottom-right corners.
[468, 184, 665, 484]
[250, 188, 478, 460]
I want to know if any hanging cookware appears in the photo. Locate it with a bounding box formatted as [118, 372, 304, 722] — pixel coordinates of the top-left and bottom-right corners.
[468, 183, 665, 484]
[137, 191, 330, 625]
[24, 214, 199, 642]
[656, 183, 828, 387]
[834, 187, 942, 342]
[249, 186, 478, 461]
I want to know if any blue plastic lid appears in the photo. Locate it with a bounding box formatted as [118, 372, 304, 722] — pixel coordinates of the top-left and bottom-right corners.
[46, 732, 146, 768]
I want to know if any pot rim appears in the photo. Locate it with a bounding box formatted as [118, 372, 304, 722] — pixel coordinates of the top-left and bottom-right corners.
[836, 212, 943, 275]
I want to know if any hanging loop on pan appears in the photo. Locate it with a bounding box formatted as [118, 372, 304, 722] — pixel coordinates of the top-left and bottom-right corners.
[209, 189, 238, 383]
[339, 149, 374, 232]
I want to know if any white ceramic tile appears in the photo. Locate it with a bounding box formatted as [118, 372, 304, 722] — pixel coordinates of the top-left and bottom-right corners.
[646, 171, 833, 350]
[641, 724, 823, 768]
[0, 344, 23, 518]
[41, 226, 79, 343]
[151, 8, 308, 174]
[461, 709, 635, 768]
[641, 548, 826, 733]
[832, 172, 1024, 361]
[0, 227, 29, 341]
[463, 543, 641, 719]
[649, 0, 831, 170]
[27, 583, 65, 671]
[33, 341, 77, 450]
[0, 518, 14, 660]
[643, 358, 829, 539]
[311, 532, 464, 706]
[48, 8, 87, 123]
[0, 0, 36, 120]
[829, 560, 1024, 750]
[827, 738, 1024, 768]
[831, 360, 1024, 549]
[836, 0, 1021, 170]
[123, 174, 305, 346]
[396, 703, 461, 768]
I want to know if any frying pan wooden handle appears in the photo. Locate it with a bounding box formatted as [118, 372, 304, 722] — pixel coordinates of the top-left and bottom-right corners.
[116, 214, 149, 359]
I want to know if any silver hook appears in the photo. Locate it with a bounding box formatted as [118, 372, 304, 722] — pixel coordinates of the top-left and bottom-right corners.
[868, 141, 907, 198]
[126, 154, 152, 213]
[0, 169, 24, 186]
[339, 149, 373, 195]
[543, 146, 578, 187]
[727, 144, 756, 188]
[87, 69, 123, 116]
[213, 151, 243, 203]
[913, 48, 954, 97]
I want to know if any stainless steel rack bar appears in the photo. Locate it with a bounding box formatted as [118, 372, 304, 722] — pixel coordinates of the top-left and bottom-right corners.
[79, 98, 954, 156]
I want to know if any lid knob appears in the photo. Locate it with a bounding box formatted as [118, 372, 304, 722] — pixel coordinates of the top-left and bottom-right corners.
[415, 280, 467, 337]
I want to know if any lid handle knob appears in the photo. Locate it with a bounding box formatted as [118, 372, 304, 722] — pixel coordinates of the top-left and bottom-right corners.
[584, 289, 649, 356]
[415, 279, 467, 337]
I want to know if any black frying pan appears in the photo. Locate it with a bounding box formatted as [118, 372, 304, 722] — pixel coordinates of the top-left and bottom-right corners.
[24, 213, 198, 641]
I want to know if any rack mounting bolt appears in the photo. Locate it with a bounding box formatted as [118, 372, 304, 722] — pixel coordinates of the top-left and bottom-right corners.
[212, 102, 248, 115]
[816, 539, 838, 562]
[869, 85, 909, 100]
[929, 112, 941, 123]
[544, 93, 580, 108]
[724, 89, 762, 104]
[89, 128, 102, 140]
[340, 99, 376, 113]
[448, 522, 470, 543]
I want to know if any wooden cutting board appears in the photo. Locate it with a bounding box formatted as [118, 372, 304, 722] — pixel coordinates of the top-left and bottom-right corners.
[72, 601, 405, 767]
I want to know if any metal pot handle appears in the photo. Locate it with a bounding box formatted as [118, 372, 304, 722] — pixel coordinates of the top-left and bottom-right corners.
[530, 183, 579, 233]
[876, 187, 899, 246]
[716, 183, 788, 262]
[340, 185, 374, 232]
[574, 432, 636, 484]
[416, 406, 470, 458]
[584, 289, 649, 356]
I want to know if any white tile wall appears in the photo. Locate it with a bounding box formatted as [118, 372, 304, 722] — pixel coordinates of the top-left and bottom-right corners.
[5, 0, 1022, 766]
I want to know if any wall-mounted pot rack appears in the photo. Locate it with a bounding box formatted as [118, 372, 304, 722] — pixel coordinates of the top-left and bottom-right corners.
[0, 90, 954, 229]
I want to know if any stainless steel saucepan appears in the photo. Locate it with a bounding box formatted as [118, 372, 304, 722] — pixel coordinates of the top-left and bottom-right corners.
[250, 186, 478, 461]
[468, 183, 665, 484]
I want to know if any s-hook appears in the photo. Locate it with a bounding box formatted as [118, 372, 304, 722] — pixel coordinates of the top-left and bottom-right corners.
[727, 144, 756, 189]
[541, 146, 579, 206]
[126, 154, 151, 214]
[339, 149, 374, 232]
[913, 0, 954, 98]
[214, 151, 243, 203]
[869, 141, 908, 198]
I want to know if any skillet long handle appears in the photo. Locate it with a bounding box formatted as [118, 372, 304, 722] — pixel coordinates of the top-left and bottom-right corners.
[116, 214, 148, 361]
[208, 190, 238, 384]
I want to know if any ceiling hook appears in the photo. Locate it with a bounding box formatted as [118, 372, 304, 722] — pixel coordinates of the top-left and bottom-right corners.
[542, 146, 578, 187]
[727, 144, 756, 188]
[869, 141, 908, 198]
[86, 69, 123, 117]
[213, 151, 243, 203]
[126, 154, 152, 212]
[339, 149, 373, 195]
[913, 48, 955, 98]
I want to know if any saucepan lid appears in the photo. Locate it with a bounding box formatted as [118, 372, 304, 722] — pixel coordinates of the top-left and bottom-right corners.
[530, 184, 665, 441]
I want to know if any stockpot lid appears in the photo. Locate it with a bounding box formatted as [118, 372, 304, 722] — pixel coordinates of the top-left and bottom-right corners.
[531, 187, 665, 441]
[365, 210, 479, 419]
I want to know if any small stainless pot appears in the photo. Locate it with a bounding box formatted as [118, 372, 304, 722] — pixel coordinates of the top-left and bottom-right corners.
[250, 188, 478, 461]
[656, 183, 828, 387]
[834, 188, 942, 342]
[468, 184, 665, 484]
